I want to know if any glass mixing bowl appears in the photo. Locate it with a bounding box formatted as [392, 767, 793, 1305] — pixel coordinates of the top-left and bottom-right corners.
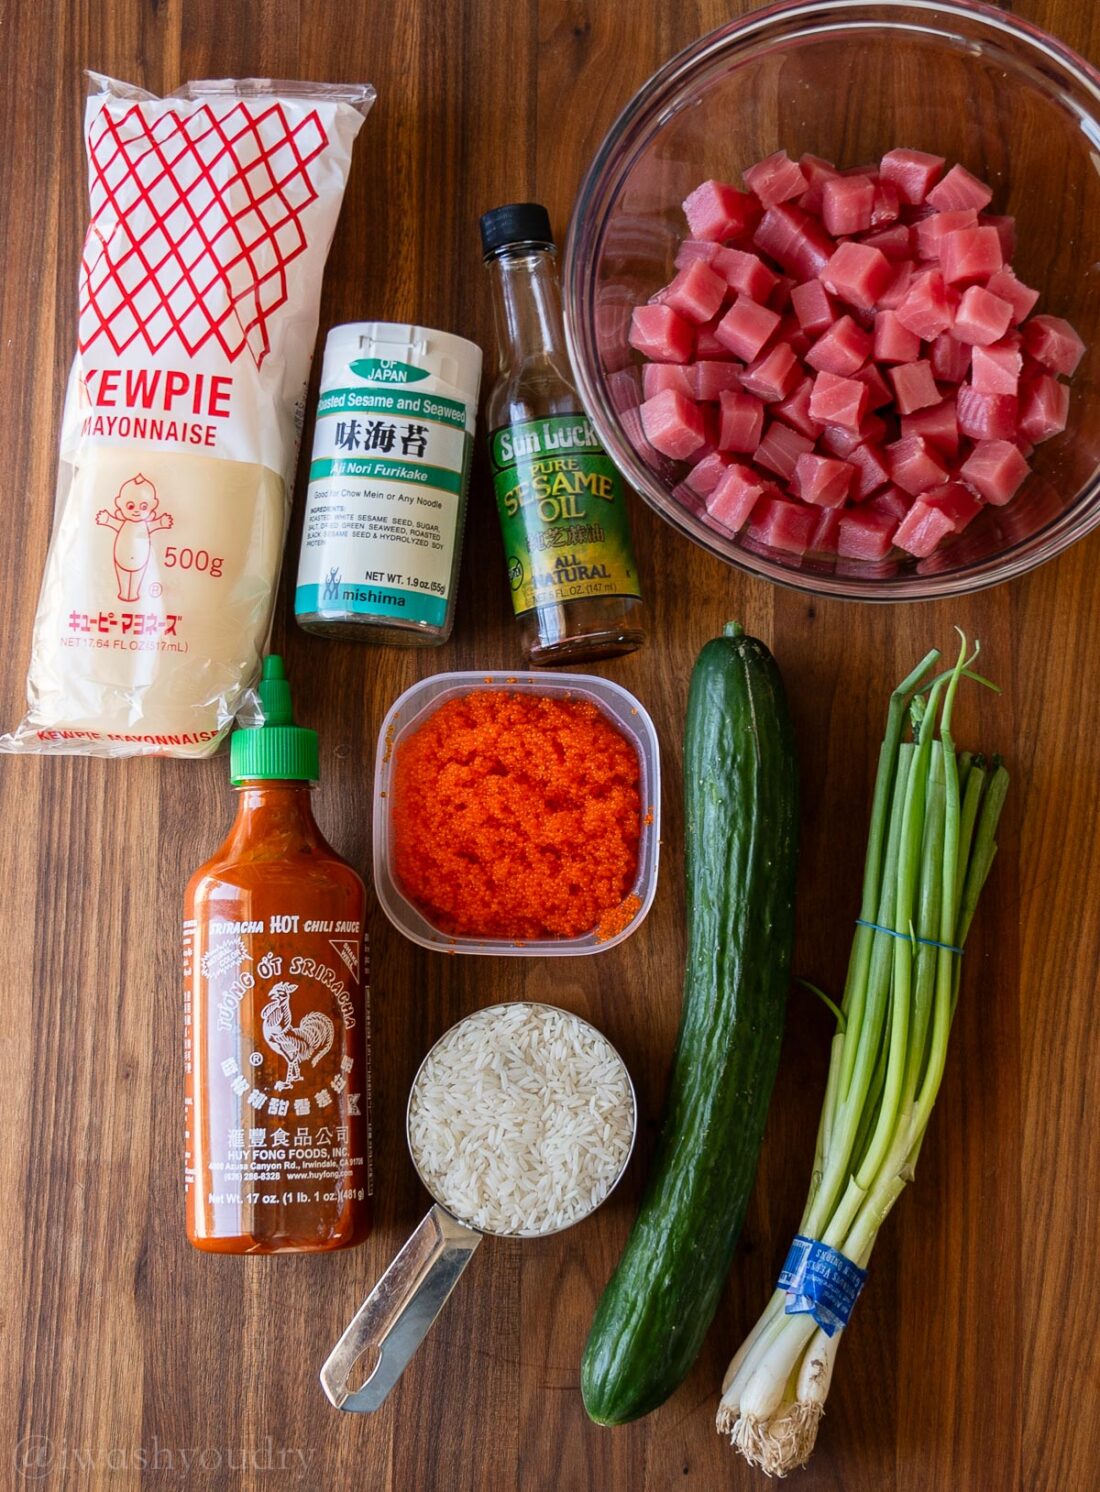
[563, 0, 1100, 600]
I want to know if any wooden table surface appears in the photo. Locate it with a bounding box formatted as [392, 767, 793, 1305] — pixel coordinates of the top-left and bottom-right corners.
[3, 2, 1099, 1488]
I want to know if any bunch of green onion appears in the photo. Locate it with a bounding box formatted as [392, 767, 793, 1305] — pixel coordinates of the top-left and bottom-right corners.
[716, 635, 1008, 1475]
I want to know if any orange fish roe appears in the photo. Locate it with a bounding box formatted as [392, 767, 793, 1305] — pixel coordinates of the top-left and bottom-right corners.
[596, 893, 642, 943]
[391, 690, 641, 940]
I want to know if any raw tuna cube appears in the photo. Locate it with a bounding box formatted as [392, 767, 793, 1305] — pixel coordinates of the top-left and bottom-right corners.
[959, 439, 1030, 504]
[914, 208, 979, 261]
[868, 487, 911, 523]
[879, 148, 945, 205]
[706, 463, 767, 532]
[663, 258, 728, 323]
[697, 402, 721, 457]
[845, 440, 891, 499]
[838, 505, 899, 559]
[684, 450, 733, 497]
[986, 269, 1040, 325]
[694, 318, 735, 359]
[929, 331, 972, 383]
[895, 270, 956, 339]
[774, 376, 822, 439]
[768, 275, 795, 312]
[717, 390, 766, 452]
[887, 434, 950, 495]
[809, 370, 868, 432]
[754, 421, 816, 481]
[754, 203, 836, 279]
[683, 179, 761, 242]
[821, 241, 893, 309]
[894, 499, 957, 557]
[822, 173, 875, 235]
[877, 259, 916, 307]
[971, 340, 1022, 395]
[642, 362, 695, 400]
[810, 506, 842, 553]
[922, 481, 982, 532]
[740, 342, 799, 402]
[852, 363, 893, 410]
[692, 360, 745, 401]
[715, 295, 781, 360]
[744, 150, 808, 207]
[940, 225, 1003, 285]
[639, 388, 707, 459]
[901, 398, 959, 455]
[889, 359, 940, 415]
[871, 180, 902, 226]
[793, 452, 854, 508]
[629, 303, 694, 362]
[926, 163, 994, 212]
[980, 213, 1017, 260]
[798, 153, 840, 213]
[777, 313, 810, 358]
[953, 285, 1013, 346]
[874, 309, 921, 362]
[1019, 374, 1070, 443]
[791, 278, 837, 336]
[820, 423, 865, 458]
[718, 247, 780, 301]
[675, 239, 722, 269]
[746, 495, 818, 553]
[956, 385, 1019, 441]
[1022, 315, 1087, 376]
[805, 314, 872, 376]
[862, 224, 914, 260]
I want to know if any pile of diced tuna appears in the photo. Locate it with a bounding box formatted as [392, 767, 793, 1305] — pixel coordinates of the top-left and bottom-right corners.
[626, 148, 1085, 563]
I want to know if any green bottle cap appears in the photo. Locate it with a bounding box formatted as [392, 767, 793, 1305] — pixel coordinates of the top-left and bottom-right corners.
[230, 655, 320, 785]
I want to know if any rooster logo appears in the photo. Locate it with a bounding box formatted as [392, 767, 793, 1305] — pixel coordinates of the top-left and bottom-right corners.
[260, 981, 334, 1090]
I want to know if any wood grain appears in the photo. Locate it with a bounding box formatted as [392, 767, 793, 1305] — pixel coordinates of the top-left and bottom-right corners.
[2, 1, 1099, 1488]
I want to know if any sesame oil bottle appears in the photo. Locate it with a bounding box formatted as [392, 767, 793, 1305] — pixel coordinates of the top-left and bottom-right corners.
[481, 203, 645, 666]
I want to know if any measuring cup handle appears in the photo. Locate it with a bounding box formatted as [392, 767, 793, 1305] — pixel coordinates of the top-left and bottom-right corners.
[320, 1203, 483, 1412]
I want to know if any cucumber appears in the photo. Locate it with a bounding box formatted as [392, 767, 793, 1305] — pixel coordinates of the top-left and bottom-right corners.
[581, 621, 798, 1425]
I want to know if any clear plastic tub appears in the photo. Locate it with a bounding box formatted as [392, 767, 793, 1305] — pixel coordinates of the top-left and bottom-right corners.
[373, 670, 660, 955]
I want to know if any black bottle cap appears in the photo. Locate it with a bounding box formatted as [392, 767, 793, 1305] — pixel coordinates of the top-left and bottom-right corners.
[480, 202, 555, 257]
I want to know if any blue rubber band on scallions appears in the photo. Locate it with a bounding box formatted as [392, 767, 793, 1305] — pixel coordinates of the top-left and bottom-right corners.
[855, 917, 964, 957]
[777, 1236, 866, 1337]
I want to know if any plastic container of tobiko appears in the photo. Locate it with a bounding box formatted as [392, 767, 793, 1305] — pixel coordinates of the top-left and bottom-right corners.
[373, 670, 661, 955]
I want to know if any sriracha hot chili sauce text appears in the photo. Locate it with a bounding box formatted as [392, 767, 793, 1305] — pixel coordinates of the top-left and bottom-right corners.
[184, 657, 370, 1253]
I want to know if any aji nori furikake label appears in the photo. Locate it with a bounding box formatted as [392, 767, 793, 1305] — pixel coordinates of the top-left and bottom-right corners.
[488, 414, 642, 617]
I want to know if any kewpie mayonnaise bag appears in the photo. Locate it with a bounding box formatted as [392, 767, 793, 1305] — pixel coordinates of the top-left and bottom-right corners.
[4, 73, 374, 756]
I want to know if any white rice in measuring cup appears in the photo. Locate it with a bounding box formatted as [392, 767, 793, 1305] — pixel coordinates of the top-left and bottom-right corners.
[407, 1003, 635, 1238]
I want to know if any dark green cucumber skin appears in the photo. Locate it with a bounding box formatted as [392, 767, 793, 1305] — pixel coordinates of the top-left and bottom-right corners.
[581, 627, 799, 1426]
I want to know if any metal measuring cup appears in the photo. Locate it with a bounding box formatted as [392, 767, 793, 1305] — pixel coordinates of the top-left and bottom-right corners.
[321, 1001, 637, 1412]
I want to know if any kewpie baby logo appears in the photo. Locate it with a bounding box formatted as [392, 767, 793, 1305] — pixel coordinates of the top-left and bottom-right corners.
[95, 473, 173, 602]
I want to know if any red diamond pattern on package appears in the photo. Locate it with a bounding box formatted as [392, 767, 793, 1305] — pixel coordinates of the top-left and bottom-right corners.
[80, 100, 328, 367]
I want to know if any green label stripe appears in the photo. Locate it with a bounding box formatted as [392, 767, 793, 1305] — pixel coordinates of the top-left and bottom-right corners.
[348, 357, 430, 384]
[308, 457, 463, 494]
[316, 386, 468, 429]
[489, 413, 605, 472]
[295, 582, 446, 629]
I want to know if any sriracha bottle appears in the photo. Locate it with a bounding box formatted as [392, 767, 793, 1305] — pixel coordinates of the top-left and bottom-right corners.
[184, 656, 371, 1253]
